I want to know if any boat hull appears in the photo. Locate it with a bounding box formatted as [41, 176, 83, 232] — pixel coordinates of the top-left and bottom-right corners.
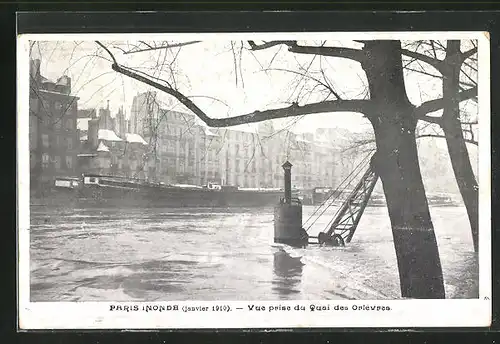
[30, 184, 284, 209]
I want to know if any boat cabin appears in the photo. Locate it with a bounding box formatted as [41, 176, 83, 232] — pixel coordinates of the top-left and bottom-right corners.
[206, 182, 222, 190]
[54, 177, 80, 189]
[83, 176, 100, 185]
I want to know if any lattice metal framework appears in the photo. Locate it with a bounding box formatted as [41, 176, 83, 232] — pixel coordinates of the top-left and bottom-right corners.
[324, 164, 379, 243]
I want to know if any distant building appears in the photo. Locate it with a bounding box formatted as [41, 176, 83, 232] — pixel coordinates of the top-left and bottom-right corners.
[126, 92, 358, 189]
[199, 127, 225, 186]
[77, 108, 97, 142]
[151, 108, 202, 185]
[78, 103, 152, 180]
[129, 91, 160, 137]
[78, 126, 152, 180]
[97, 102, 114, 131]
[114, 106, 128, 138]
[29, 59, 79, 191]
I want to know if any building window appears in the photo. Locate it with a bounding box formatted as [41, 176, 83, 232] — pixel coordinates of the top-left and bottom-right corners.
[54, 156, 61, 170]
[67, 137, 73, 150]
[65, 155, 73, 169]
[42, 153, 49, 169]
[30, 98, 39, 113]
[41, 99, 50, 112]
[30, 152, 36, 170]
[55, 101, 64, 112]
[44, 115, 52, 127]
[42, 134, 49, 147]
[65, 118, 73, 130]
[29, 115, 36, 134]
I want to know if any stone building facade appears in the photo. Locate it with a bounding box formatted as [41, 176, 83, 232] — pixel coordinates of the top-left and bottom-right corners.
[29, 59, 79, 190]
[77, 104, 152, 180]
[126, 91, 353, 189]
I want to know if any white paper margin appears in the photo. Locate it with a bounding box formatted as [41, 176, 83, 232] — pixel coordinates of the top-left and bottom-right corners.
[17, 31, 492, 330]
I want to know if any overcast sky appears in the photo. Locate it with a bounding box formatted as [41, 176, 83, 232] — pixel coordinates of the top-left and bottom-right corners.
[29, 37, 478, 135]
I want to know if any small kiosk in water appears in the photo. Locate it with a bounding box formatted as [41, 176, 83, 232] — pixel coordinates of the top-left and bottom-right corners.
[273, 161, 308, 248]
[273, 153, 380, 248]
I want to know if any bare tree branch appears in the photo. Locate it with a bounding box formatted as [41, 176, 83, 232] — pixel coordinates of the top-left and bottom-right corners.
[247, 40, 296, 50]
[430, 40, 438, 59]
[417, 134, 477, 146]
[263, 67, 339, 100]
[95, 40, 117, 65]
[97, 39, 476, 138]
[248, 40, 365, 62]
[462, 47, 478, 60]
[400, 48, 445, 73]
[344, 129, 478, 151]
[462, 119, 478, 125]
[418, 114, 443, 125]
[416, 86, 477, 118]
[112, 63, 370, 127]
[290, 44, 365, 62]
[230, 41, 239, 87]
[122, 40, 201, 54]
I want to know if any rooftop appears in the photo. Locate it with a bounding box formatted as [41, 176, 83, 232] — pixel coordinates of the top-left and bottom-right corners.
[125, 133, 148, 145]
[204, 127, 219, 137]
[38, 88, 79, 99]
[98, 129, 122, 142]
[97, 142, 110, 152]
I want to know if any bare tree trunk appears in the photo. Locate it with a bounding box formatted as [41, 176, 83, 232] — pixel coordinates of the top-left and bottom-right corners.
[442, 118, 479, 252]
[442, 40, 479, 253]
[363, 41, 445, 298]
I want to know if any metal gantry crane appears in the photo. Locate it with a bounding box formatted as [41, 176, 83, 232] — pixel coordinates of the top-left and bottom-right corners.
[305, 152, 379, 247]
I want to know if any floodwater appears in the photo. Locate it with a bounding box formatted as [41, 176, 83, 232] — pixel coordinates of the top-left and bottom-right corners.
[29, 205, 479, 301]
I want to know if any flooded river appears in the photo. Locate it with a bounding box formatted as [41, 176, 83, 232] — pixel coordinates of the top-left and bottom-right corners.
[29, 205, 479, 301]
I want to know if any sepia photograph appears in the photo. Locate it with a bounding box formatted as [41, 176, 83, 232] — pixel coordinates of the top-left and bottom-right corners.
[17, 31, 491, 329]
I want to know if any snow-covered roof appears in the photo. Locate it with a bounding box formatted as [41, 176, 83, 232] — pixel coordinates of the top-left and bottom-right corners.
[314, 132, 330, 143]
[56, 76, 70, 86]
[38, 88, 78, 98]
[296, 136, 312, 144]
[171, 184, 203, 189]
[98, 129, 122, 142]
[204, 127, 219, 137]
[97, 142, 110, 152]
[125, 133, 148, 145]
[238, 187, 282, 192]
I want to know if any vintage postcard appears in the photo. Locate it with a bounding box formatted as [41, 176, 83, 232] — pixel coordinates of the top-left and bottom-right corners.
[17, 31, 491, 329]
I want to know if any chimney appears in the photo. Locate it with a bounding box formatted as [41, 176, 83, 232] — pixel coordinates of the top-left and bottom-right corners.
[56, 75, 72, 94]
[88, 119, 99, 149]
[64, 76, 71, 94]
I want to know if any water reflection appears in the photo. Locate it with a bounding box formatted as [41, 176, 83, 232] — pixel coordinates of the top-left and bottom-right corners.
[272, 249, 304, 298]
